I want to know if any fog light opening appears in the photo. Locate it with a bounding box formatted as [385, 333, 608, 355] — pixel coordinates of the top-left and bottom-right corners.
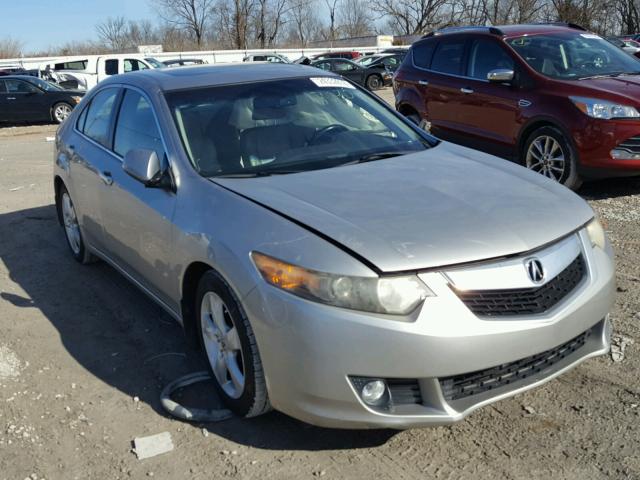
[361, 379, 387, 406]
[611, 148, 640, 160]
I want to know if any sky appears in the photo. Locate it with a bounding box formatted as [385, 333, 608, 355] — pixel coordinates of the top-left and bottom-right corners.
[2, 0, 155, 52]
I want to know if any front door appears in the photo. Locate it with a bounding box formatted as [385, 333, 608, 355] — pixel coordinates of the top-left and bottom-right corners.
[4, 79, 44, 121]
[456, 37, 521, 157]
[97, 88, 177, 309]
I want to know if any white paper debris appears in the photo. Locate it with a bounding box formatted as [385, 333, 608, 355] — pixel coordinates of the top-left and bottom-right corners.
[611, 334, 634, 363]
[133, 432, 174, 460]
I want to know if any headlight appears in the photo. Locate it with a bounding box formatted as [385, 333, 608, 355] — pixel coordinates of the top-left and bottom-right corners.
[570, 96, 640, 119]
[70, 96, 82, 104]
[586, 217, 606, 249]
[251, 252, 433, 315]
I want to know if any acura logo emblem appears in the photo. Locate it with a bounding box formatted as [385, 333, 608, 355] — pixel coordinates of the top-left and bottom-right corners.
[525, 258, 545, 283]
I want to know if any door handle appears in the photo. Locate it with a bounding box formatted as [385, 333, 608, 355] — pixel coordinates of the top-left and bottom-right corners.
[460, 88, 474, 94]
[99, 170, 113, 186]
[7, 97, 16, 100]
[418, 80, 429, 86]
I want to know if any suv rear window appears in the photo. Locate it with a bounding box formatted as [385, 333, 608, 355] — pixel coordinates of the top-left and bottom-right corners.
[412, 41, 436, 69]
[430, 40, 466, 75]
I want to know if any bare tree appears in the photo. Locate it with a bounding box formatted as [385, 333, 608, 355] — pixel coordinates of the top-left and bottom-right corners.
[253, 0, 289, 48]
[372, 0, 450, 35]
[339, 0, 374, 37]
[96, 17, 129, 51]
[0, 37, 23, 59]
[286, 0, 322, 45]
[324, 0, 340, 41]
[151, 0, 215, 46]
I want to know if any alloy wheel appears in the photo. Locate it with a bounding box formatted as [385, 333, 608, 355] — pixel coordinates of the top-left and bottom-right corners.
[61, 192, 81, 255]
[200, 291, 245, 399]
[525, 135, 566, 182]
[54, 104, 72, 123]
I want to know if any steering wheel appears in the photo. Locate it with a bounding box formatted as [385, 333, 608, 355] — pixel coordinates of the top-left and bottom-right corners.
[308, 124, 349, 145]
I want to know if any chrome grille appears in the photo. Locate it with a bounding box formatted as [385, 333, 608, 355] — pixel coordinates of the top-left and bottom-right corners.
[454, 254, 586, 317]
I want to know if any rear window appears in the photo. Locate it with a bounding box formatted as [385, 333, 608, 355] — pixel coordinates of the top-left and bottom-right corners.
[54, 60, 88, 70]
[81, 88, 119, 148]
[412, 41, 436, 69]
[430, 40, 466, 75]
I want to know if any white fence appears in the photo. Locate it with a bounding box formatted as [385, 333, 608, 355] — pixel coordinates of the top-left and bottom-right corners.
[0, 45, 402, 70]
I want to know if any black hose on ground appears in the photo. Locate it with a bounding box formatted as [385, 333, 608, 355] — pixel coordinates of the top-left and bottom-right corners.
[160, 371, 233, 422]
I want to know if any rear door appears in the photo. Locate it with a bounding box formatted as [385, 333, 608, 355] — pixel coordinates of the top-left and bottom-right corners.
[0, 80, 11, 121]
[457, 37, 521, 157]
[424, 37, 470, 138]
[69, 87, 122, 250]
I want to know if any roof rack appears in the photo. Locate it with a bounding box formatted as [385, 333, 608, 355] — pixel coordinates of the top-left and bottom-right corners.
[421, 25, 504, 38]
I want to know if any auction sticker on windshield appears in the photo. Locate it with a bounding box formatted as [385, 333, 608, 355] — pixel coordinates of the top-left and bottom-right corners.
[310, 77, 355, 89]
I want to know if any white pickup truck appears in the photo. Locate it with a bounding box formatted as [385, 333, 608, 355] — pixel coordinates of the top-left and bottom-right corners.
[51, 55, 158, 91]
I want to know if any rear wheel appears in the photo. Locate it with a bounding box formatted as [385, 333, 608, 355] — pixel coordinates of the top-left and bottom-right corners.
[196, 271, 270, 417]
[366, 74, 382, 90]
[523, 126, 582, 190]
[52, 102, 73, 124]
[405, 111, 430, 131]
[57, 186, 95, 264]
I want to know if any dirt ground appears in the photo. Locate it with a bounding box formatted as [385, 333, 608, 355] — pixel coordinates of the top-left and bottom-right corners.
[0, 89, 639, 480]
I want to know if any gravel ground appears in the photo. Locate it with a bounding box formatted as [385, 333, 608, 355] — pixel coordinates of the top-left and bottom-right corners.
[0, 90, 639, 479]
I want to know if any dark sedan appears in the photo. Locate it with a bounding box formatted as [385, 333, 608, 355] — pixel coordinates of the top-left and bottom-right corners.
[0, 76, 84, 124]
[356, 53, 406, 72]
[310, 58, 392, 90]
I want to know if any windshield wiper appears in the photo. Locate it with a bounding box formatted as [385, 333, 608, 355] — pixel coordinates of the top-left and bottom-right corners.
[579, 72, 626, 80]
[340, 150, 421, 166]
[213, 169, 303, 178]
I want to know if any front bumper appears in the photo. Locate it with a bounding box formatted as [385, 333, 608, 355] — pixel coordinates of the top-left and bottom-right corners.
[241, 230, 615, 429]
[573, 118, 640, 175]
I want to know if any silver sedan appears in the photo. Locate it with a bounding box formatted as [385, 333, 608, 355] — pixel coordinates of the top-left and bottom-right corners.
[53, 64, 615, 429]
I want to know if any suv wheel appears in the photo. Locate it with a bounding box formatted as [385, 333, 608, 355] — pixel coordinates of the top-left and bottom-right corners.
[196, 271, 270, 417]
[405, 112, 430, 131]
[523, 126, 582, 190]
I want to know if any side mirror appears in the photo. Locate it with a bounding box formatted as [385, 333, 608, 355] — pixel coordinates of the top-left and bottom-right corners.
[487, 68, 514, 83]
[123, 149, 163, 186]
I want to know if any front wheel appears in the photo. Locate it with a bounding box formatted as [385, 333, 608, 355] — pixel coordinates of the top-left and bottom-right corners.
[366, 74, 382, 90]
[52, 102, 73, 124]
[196, 271, 270, 418]
[523, 126, 582, 190]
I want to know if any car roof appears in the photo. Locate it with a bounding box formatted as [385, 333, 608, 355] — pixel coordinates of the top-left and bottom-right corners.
[100, 63, 336, 92]
[424, 23, 588, 40]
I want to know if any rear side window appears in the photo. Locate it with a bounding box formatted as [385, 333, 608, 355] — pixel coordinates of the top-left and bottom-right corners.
[105, 59, 118, 76]
[412, 41, 436, 69]
[5, 80, 39, 93]
[0, 80, 6, 93]
[124, 59, 148, 72]
[114, 90, 164, 161]
[82, 88, 119, 148]
[430, 40, 466, 75]
[468, 39, 514, 80]
[54, 60, 88, 70]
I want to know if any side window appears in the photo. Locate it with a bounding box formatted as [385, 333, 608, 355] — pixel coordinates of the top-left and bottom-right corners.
[124, 59, 148, 72]
[114, 90, 164, 161]
[5, 80, 38, 94]
[253, 56, 266, 61]
[76, 104, 89, 132]
[334, 61, 355, 72]
[316, 61, 331, 71]
[83, 88, 119, 148]
[383, 57, 398, 67]
[0, 80, 6, 93]
[105, 59, 118, 76]
[412, 41, 436, 69]
[468, 39, 515, 80]
[430, 40, 466, 75]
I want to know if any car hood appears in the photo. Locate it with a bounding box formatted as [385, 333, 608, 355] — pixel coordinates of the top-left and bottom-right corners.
[574, 75, 640, 103]
[212, 142, 594, 272]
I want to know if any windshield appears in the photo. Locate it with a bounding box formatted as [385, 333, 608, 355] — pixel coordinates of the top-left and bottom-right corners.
[30, 77, 63, 91]
[165, 77, 431, 177]
[145, 57, 166, 69]
[508, 32, 640, 80]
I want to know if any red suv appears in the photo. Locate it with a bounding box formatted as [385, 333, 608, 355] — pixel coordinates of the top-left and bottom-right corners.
[394, 23, 640, 189]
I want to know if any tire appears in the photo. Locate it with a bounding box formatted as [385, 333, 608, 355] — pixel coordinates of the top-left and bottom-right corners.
[57, 185, 96, 264]
[522, 126, 582, 190]
[405, 111, 430, 131]
[366, 74, 382, 90]
[52, 102, 73, 124]
[196, 271, 270, 418]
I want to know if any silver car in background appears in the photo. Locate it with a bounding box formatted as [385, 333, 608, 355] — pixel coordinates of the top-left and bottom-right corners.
[54, 64, 615, 429]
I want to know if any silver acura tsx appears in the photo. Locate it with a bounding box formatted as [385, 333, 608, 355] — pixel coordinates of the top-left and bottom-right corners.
[54, 64, 615, 429]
